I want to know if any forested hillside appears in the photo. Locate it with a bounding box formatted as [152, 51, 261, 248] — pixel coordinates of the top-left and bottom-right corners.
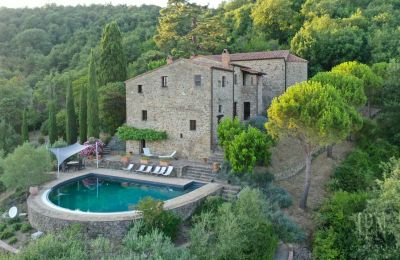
[1, 0, 400, 152]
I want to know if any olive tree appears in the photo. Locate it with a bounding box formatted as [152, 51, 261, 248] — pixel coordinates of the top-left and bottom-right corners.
[1, 143, 52, 189]
[266, 81, 362, 209]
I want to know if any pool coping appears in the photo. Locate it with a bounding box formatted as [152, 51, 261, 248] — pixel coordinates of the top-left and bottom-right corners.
[28, 168, 222, 222]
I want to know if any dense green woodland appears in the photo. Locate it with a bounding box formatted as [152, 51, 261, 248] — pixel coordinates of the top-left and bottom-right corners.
[1, 0, 400, 148]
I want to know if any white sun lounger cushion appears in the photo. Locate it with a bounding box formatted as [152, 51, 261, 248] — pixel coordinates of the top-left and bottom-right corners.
[163, 166, 174, 176]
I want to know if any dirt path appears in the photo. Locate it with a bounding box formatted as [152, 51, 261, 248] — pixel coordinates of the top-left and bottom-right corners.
[276, 141, 354, 243]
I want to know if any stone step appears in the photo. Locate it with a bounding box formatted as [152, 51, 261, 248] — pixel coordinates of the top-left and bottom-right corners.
[186, 166, 212, 172]
[185, 170, 214, 176]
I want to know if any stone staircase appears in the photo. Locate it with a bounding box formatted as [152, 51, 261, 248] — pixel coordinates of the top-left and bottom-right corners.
[182, 165, 217, 182]
[221, 185, 241, 201]
[182, 165, 241, 200]
[102, 145, 111, 155]
[208, 151, 224, 164]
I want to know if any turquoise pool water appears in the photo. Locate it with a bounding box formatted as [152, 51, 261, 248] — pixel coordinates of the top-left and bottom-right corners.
[47, 174, 202, 213]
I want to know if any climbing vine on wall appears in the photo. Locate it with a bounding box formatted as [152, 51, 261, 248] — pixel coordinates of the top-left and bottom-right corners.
[116, 125, 167, 141]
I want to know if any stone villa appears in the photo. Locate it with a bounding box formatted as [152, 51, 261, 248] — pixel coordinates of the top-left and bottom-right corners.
[125, 50, 308, 160]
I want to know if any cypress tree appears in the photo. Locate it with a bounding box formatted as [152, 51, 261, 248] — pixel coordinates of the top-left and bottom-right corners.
[48, 100, 57, 145]
[21, 109, 29, 143]
[79, 81, 87, 144]
[87, 49, 99, 138]
[66, 79, 77, 144]
[99, 21, 127, 85]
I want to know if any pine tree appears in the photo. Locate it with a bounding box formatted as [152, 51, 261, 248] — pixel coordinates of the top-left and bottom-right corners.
[48, 99, 57, 145]
[79, 80, 87, 144]
[87, 49, 99, 138]
[99, 21, 127, 85]
[66, 79, 77, 144]
[21, 109, 29, 143]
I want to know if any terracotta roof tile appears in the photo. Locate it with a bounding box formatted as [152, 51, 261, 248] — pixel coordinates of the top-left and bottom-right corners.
[206, 50, 307, 63]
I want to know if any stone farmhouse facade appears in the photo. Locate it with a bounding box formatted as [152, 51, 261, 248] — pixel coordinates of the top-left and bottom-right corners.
[125, 50, 308, 160]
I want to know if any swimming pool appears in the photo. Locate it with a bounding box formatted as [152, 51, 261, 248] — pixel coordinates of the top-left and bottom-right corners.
[47, 173, 204, 213]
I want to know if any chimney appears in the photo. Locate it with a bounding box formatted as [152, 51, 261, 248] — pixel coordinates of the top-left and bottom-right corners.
[221, 49, 230, 67]
[167, 55, 173, 65]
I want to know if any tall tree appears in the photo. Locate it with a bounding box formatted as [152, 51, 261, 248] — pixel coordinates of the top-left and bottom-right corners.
[87, 50, 99, 138]
[252, 0, 299, 44]
[311, 71, 366, 107]
[48, 99, 57, 145]
[79, 79, 87, 144]
[154, 0, 226, 55]
[266, 81, 362, 209]
[332, 61, 383, 116]
[21, 109, 29, 143]
[311, 70, 367, 157]
[65, 79, 77, 144]
[98, 82, 126, 134]
[99, 21, 127, 85]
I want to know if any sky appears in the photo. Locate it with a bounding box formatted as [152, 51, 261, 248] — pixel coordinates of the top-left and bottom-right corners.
[0, 0, 224, 9]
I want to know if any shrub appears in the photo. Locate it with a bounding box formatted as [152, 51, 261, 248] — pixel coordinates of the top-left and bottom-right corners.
[189, 212, 215, 259]
[331, 149, 373, 192]
[0, 223, 6, 232]
[38, 136, 45, 145]
[136, 197, 181, 240]
[11, 223, 21, 231]
[20, 223, 32, 232]
[313, 228, 342, 260]
[89, 236, 113, 259]
[18, 224, 87, 259]
[313, 192, 368, 259]
[190, 188, 279, 260]
[261, 183, 292, 208]
[0, 227, 14, 239]
[122, 220, 190, 259]
[353, 158, 400, 259]
[267, 209, 305, 242]
[193, 196, 224, 217]
[227, 127, 273, 173]
[8, 236, 17, 245]
[1, 143, 52, 189]
[79, 138, 104, 157]
[246, 115, 268, 132]
[50, 138, 67, 148]
[247, 168, 275, 187]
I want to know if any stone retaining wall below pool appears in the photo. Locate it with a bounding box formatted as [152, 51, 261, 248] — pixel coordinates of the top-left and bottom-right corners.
[27, 169, 222, 239]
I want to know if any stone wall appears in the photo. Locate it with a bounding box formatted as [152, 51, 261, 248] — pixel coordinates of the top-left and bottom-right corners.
[211, 68, 234, 148]
[28, 204, 136, 239]
[234, 59, 286, 108]
[286, 61, 308, 88]
[125, 60, 212, 160]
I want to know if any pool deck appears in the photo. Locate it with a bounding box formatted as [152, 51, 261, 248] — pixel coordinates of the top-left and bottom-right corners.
[28, 168, 222, 223]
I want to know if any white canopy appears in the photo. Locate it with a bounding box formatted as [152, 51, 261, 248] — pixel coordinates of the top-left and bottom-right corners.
[49, 142, 89, 177]
[49, 142, 89, 167]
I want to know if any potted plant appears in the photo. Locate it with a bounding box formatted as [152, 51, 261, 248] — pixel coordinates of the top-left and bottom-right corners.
[159, 157, 172, 167]
[120, 152, 131, 166]
[140, 156, 150, 165]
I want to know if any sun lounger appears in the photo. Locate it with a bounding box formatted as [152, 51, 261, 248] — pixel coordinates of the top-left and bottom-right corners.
[143, 148, 154, 157]
[163, 166, 174, 176]
[151, 166, 161, 174]
[142, 166, 153, 173]
[122, 163, 134, 171]
[159, 151, 177, 159]
[158, 167, 167, 175]
[136, 165, 146, 172]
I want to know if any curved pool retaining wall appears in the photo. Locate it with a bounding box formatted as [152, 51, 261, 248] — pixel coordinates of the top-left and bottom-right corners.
[27, 169, 222, 239]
